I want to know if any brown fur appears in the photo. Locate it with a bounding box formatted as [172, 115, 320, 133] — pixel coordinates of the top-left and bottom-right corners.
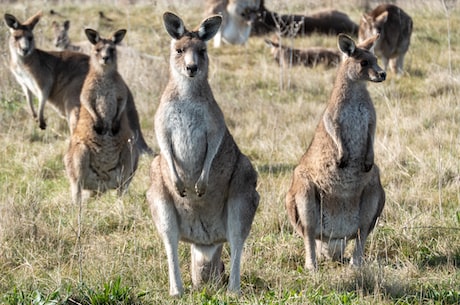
[64, 29, 139, 205]
[146, 12, 259, 296]
[4, 12, 151, 153]
[359, 4, 413, 75]
[265, 38, 341, 68]
[285, 34, 386, 271]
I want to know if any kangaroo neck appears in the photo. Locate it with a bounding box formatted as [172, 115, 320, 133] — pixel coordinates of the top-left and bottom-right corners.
[330, 68, 368, 103]
[168, 72, 212, 99]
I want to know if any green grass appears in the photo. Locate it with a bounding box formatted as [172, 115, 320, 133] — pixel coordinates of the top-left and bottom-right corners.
[0, 0, 459, 304]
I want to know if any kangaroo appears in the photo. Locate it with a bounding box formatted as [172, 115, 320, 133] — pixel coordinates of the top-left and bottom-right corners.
[205, 0, 260, 47]
[359, 4, 413, 75]
[264, 38, 341, 68]
[146, 12, 259, 296]
[252, 0, 358, 37]
[285, 34, 386, 271]
[4, 12, 151, 154]
[51, 20, 92, 53]
[64, 28, 139, 205]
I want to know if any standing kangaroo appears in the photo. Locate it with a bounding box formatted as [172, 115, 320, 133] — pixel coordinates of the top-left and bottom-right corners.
[146, 12, 259, 296]
[51, 20, 92, 53]
[4, 12, 151, 154]
[64, 28, 139, 205]
[286, 34, 386, 271]
[359, 4, 413, 75]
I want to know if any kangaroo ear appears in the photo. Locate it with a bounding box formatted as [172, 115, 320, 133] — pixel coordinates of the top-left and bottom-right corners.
[337, 33, 356, 57]
[358, 33, 380, 52]
[24, 11, 42, 30]
[163, 12, 185, 39]
[112, 29, 127, 44]
[197, 15, 222, 41]
[375, 11, 388, 24]
[85, 28, 100, 45]
[4, 13, 21, 30]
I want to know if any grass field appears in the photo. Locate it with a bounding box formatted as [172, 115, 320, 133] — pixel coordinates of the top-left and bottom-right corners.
[0, 0, 459, 304]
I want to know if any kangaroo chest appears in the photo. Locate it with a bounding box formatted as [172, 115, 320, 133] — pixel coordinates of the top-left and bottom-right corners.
[89, 79, 119, 122]
[338, 100, 374, 157]
[166, 100, 209, 177]
[11, 60, 43, 98]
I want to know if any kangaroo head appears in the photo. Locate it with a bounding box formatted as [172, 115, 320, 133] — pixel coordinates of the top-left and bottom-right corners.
[85, 28, 126, 68]
[163, 11, 222, 79]
[4, 11, 42, 57]
[337, 33, 386, 82]
[228, 0, 261, 24]
[52, 20, 71, 49]
[359, 11, 388, 42]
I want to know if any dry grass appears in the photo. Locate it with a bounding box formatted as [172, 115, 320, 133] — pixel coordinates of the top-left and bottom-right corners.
[0, 0, 459, 304]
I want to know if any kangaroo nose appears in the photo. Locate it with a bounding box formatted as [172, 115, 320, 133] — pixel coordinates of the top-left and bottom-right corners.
[186, 64, 198, 75]
[379, 71, 386, 80]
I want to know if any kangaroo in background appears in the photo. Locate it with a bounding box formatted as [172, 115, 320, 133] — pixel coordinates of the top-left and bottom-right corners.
[146, 12, 259, 296]
[286, 34, 386, 271]
[359, 4, 413, 75]
[205, 0, 260, 47]
[264, 38, 341, 68]
[4, 12, 151, 154]
[252, 0, 358, 37]
[51, 20, 92, 53]
[64, 28, 139, 205]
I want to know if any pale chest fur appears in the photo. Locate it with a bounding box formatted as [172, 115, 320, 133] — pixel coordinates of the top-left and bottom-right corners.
[157, 98, 210, 182]
[10, 57, 42, 97]
[336, 96, 374, 158]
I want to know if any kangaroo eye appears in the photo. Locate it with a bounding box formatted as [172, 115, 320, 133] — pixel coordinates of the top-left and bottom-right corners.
[361, 60, 369, 67]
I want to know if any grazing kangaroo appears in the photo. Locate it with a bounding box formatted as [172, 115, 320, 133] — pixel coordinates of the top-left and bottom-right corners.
[264, 38, 341, 68]
[285, 34, 386, 271]
[252, 0, 358, 37]
[4, 12, 151, 154]
[64, 28, 139, 205]
[146, 12, 259, 296]
[205, 0, 260, 47]
[51, 20, 92, 53]
[359, 4, 413, 75]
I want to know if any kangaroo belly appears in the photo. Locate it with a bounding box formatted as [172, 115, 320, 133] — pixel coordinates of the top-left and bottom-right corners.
[176, 199, 228, 245]
[316, 195, 361, 240]
[81, 135, 130, 191]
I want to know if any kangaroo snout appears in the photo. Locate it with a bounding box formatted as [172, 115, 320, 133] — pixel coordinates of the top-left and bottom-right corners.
[372, 69, 386, 82]
[186, 64, 198, 77]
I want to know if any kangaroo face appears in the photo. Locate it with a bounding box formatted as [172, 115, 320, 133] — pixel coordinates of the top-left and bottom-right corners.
[85, 28, 126, 68]
[163, 12, 222, 79]
[360, 11, 388, 39]
[228, 0, 260, 24]
[4, 12, 41, 58]
[172, 36, 208, 79]
[338, 34, 386, 82]
[52, 20, 71, 49]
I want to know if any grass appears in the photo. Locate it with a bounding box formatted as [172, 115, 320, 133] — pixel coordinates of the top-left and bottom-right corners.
[0, 0, 459, 304]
